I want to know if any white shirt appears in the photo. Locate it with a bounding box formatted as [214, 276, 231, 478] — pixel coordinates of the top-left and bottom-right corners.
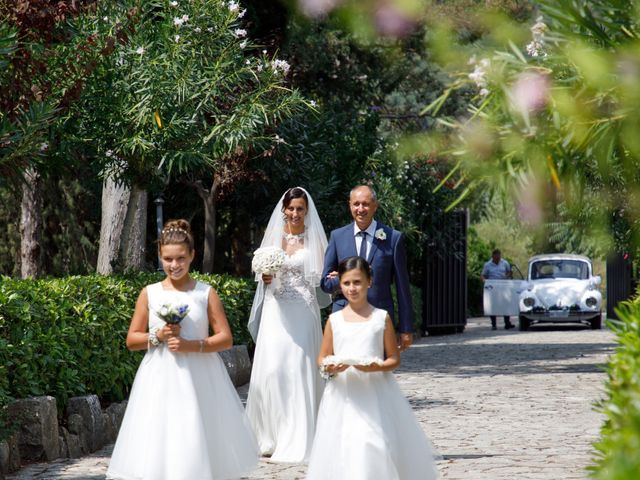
[353, 220, 377, 259]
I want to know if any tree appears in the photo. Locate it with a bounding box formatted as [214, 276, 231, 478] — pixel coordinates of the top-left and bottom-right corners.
[68, 0, 307, 273]
[0, 1, 110, 277]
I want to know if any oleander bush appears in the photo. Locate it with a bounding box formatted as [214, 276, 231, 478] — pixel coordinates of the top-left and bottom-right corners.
[0, 272, 254, 440]
[591, 295, 640, 479]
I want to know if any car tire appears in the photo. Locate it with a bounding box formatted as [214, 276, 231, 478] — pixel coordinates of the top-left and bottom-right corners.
[590, 315, 602, 330]
[519, 315, 530, 331]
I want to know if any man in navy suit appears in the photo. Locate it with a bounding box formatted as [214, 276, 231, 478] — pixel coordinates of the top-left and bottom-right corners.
[321, 185, 414, 351]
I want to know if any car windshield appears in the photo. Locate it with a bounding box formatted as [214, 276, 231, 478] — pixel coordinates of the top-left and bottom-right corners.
[530, 260, 590, 280]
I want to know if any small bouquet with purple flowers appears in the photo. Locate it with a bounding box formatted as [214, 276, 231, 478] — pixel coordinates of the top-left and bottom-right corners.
[156, 303, 190, 324]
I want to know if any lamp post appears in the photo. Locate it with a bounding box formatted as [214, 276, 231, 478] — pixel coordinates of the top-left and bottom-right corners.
[154, 194, 165, 271]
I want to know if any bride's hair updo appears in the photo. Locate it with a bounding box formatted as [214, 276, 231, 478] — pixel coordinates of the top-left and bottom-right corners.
[338, 256, 373, 281]
[281, 187, 308, 211]
[159, 219, 194, 252]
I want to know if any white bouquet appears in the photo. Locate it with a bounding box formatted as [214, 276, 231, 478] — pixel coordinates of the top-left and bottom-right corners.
[319, 355, 384, 380]
[252, 246, 286, 276]
[321, 355, 384, 368]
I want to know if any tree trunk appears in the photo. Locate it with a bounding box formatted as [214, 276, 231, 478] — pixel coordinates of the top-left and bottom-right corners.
[194, 176, 220, 274]
[20, 167, 43, 278]
[120, 186, 148, 271]
[96, 175, 130, 274]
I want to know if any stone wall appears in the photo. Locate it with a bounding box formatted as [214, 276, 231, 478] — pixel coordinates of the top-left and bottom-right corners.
[0, 345, 252, 476]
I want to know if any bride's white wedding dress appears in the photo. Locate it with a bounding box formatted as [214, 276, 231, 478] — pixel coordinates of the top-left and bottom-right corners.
[246, 247, 324, 462]
[306, 308, 438, 480]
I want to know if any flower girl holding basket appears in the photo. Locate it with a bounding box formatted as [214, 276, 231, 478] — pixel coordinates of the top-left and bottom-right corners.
[307, 256, 438, 480]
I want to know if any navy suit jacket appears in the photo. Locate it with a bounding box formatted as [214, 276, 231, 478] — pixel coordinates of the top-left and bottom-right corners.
[320, 222, 414, 333]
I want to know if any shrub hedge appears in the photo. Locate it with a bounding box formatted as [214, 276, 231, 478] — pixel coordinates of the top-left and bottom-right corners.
[0, 272, 255, 440]
[591, 296, 640, 479]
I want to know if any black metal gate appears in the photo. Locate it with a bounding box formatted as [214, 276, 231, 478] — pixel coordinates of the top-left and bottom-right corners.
[606, 252, 634, 319]
[422, 210, 468, 335]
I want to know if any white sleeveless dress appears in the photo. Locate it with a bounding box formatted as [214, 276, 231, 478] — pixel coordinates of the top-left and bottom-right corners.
[107, 281, 259, 480]
[306, 308, 438, 480]
[246, 248, 324, 462]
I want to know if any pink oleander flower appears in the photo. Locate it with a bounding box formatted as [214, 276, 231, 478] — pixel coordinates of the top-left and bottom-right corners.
[299, 0, 343, 17]
[374, 2, 415, 38]
[510, 72, 551, 115]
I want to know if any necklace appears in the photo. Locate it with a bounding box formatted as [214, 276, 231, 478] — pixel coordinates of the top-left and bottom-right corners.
[285, 226, 306, 245]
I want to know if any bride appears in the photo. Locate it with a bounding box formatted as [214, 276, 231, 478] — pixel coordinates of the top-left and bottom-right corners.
[246, 187, 331, 463]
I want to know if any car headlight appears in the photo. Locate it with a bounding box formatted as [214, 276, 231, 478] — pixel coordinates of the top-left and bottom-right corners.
[585, 296, 598, 308]
[523, 297, 536, 307]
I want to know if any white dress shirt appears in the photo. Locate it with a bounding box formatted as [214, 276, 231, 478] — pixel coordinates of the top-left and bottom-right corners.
[353, 220, 377, 259]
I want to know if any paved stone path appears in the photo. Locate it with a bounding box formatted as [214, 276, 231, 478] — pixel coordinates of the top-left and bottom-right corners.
[8, 318, 615, 479]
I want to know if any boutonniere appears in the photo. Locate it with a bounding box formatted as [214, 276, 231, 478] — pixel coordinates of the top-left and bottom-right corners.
[374, 228, 386, 241]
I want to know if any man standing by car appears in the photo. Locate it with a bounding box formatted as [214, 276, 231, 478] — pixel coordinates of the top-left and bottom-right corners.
[481, 249, 515, 330]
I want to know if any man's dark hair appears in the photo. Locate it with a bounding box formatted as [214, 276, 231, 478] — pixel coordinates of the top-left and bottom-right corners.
[492, 249, 501, 256]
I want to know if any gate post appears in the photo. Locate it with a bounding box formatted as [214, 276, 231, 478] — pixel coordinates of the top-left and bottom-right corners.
[422, 209, 468, 335]
[606, 252, 633, 319]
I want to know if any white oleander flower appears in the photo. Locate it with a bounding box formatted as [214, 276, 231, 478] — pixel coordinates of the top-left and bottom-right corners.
[271, 59, 290, 75]
[170, 1, 178, 6]
[526, 16, 548, 58]
[468, 57, 491, 95]
[39, 142, 48, 151]
[174, 34, 181, 42]
[194, 27, 202, 33]
[234, 28, 247, 37]
[375, 228, 386, 241]
[228, 1, 239, 12]
[136, 47, 145, 55]
[240, 40, 248, 49]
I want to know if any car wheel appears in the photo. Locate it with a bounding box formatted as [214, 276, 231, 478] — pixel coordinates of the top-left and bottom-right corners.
[519, 315, 530, 331]
[590, 315, 602, 330]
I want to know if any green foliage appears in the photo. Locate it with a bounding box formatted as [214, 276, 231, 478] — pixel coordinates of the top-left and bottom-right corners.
[68, 0, 307, 186]
[591, 295, 640, 479]
[467, 226, 496, 316]
[0, 170, 101, 277]
[0, 188, 20, 277]
[422, 0, 640, 256]
[392, 283, 423, 334]
[0, 272, 254, 440]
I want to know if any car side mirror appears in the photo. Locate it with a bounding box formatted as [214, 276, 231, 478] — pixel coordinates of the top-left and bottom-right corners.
[592, 275, 602, 285]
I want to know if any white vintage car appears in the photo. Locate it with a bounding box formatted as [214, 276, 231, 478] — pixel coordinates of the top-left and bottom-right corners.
[518, 254, 602, 330]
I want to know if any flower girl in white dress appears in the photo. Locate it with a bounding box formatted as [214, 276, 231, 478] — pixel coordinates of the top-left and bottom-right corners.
[307, 256, 438, 480]
[107, 219, 258, 480]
